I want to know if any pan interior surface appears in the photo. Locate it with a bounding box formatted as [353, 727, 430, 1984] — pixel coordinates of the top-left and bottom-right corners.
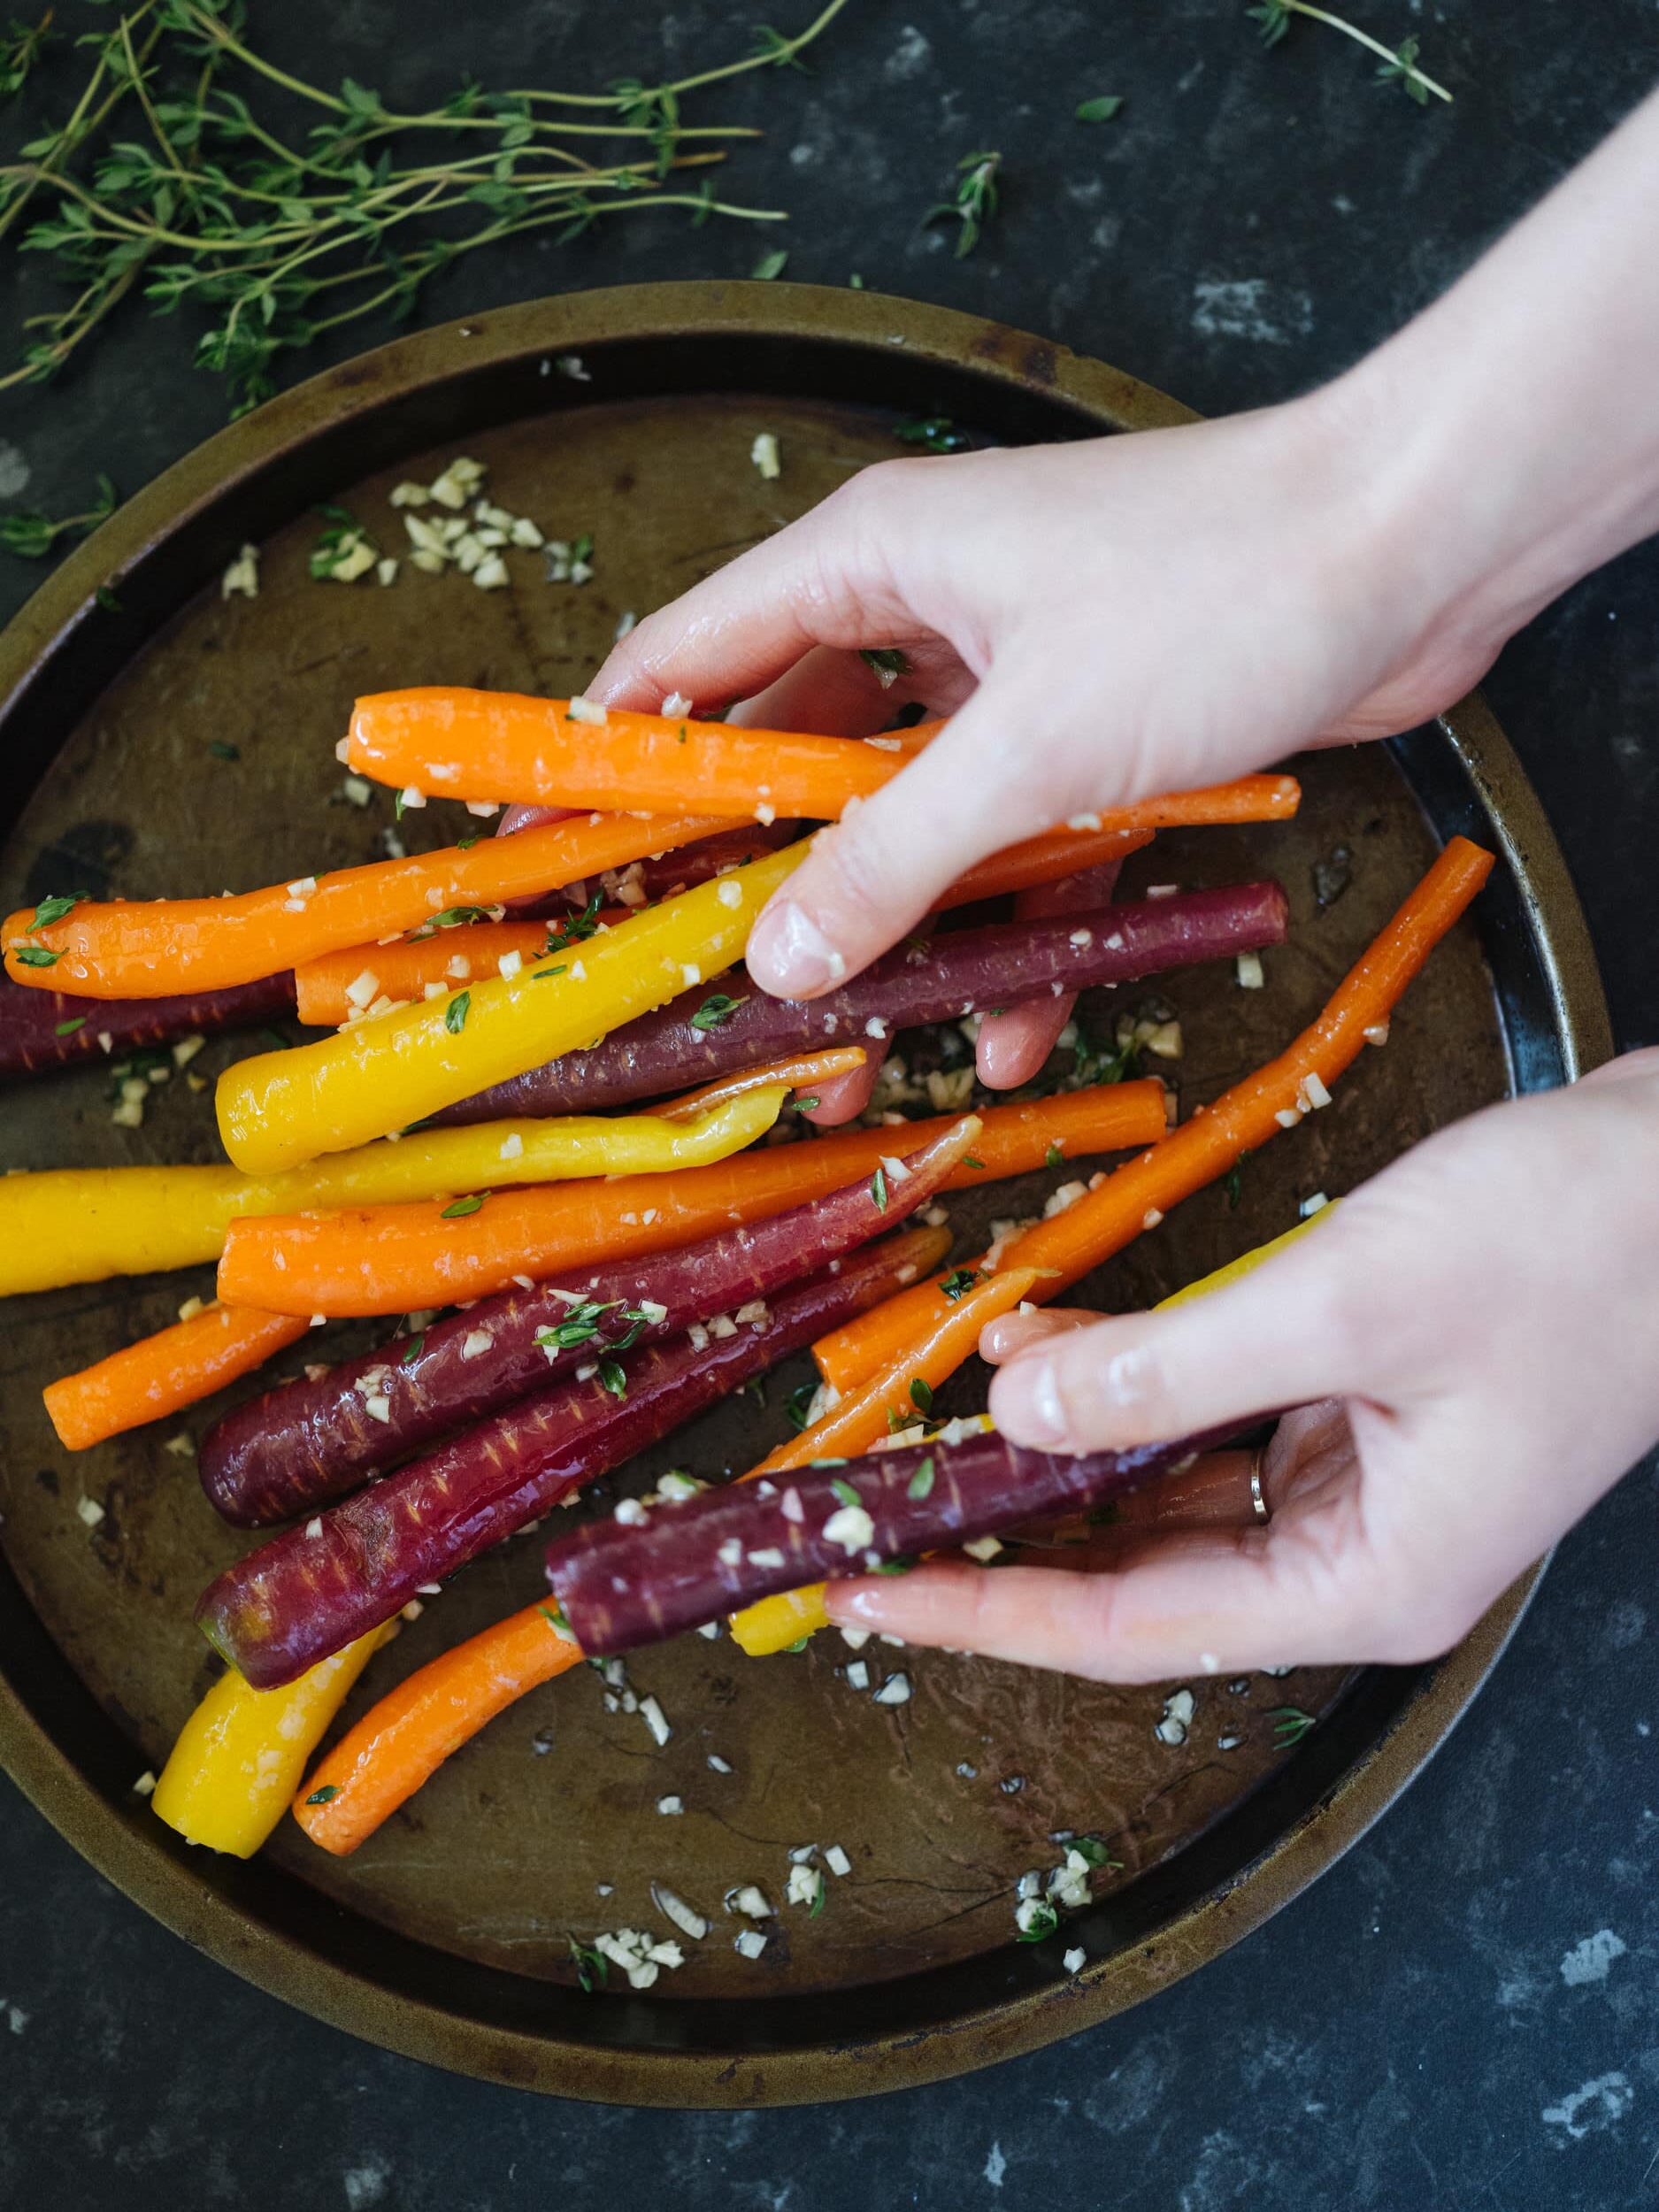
[0, 288, 1596, 2101]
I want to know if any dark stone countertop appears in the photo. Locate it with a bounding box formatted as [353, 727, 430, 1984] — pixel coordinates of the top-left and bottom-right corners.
[1, 4, 1655, 2205]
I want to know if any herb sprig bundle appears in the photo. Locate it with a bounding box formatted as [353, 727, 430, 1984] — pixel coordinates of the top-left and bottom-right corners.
[1, 0, 849, 413]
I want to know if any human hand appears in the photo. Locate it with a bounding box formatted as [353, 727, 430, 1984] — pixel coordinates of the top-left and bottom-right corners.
[589, 393, 1508, 1018]
[819, 1052, 1659, 1678]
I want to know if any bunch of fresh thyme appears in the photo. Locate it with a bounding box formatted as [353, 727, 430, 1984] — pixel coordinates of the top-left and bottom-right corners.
[0, 0, 849, 414]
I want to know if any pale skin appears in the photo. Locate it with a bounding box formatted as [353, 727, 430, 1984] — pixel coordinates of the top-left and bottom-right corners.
[592, 88, 1659, 1680]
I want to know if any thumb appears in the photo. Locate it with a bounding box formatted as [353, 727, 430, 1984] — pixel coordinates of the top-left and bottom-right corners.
[987, 1202, 1396, 1454]
[745, 673, 1075, 997]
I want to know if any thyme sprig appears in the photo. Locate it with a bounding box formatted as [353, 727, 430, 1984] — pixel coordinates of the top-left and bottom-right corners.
[0, 470, 116, 554]
[1248, 1, 1451, 104]
[2, 0, 850, 412]
[925, 148, 1000, 258]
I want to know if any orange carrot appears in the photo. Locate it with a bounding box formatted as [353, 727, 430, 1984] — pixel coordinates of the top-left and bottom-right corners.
[292, 917, 623, 1026]
[43, 1304, 311, 1450]
[347, 690, 1302, 840]
[749, 1265, 1040, 1480]
[293, 1601, 585, 1855]
[939, 827, 1153, 908]
[813, 834, 1496, 1396]
[2, 813, 739, 999]
[217, 1081, 1168, 1317]
[654, 1046, 866, 1121]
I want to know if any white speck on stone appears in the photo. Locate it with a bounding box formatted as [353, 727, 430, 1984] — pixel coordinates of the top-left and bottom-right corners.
[342, 2154, 393, 2211]
[983, 2142, 1007, 2190]
[76, 1495, 104, 1528]
[1541, 2070, 1633, 2140]
[1192, 277, 1314, 347]
[1560, 1929, 1628, 1986]
[656, 1793, 683, 1816]
[750, 431, 781, 480]
[1236, 950, 1264, 990]
[1063, 1946, 1087, 1975]
[0, 441, 30, 499]
[872, 1672, 911, 1706]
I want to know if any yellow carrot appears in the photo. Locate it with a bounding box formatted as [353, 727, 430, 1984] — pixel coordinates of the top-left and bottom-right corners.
[150, 1623, 394, 1857]
[0, 1087, 787, 1298]
[214, 839, 809, 1174]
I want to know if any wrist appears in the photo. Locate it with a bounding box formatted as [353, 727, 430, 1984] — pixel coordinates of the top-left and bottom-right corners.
[1322, 86, 1659, 672]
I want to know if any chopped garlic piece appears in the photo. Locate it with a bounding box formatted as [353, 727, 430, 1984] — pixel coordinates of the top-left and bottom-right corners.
[750, 431, 781, 480]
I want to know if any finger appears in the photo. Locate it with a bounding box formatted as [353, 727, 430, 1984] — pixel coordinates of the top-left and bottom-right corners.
[979, 1307, 1096, 1363]
[800, 1046, 887, 1127]
[976, 858, 1125, 1088]
[587, 465, 941, 714]
[986, 1204, 1387, 1452]
[821, 1520, 1377, 1680]
[497, 803, 574, 837]
[744, 674, 1074, 997]
[726, 643, 954, 739]
[1579, 1044, 1659, 1090]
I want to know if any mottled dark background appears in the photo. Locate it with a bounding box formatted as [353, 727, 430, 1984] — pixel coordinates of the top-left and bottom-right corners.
[2, 4, 1656, 2206]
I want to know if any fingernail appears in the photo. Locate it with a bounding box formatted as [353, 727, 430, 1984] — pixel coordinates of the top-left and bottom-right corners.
[825, 1584, 887, 1624]
[749, 899, 847, 996]
[991, 1356, 1069, 1447]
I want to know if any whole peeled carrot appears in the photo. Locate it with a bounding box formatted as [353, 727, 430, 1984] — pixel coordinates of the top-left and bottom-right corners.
[812, 834, 1496, 1397]
[293, 920, 579, 1026]
[549, 1419, 1248, 1657]
[0, 971, 296, 1082]
[347, 690, 1302, 840]
[294, 1602, 587, 1855]
[196, 1225, 948, 1689]
[2, 813, 739, 999]
[199, 1113, 979, 1527]
[430, 881, 1288, 1125]
[44, 1304, 312, 1451]
[215, 1082, 1170, 1317]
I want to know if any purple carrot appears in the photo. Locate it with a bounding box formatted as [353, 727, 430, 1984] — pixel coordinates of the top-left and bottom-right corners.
[432, 882, 1288, 1125]
[199, 1115, 979, 1528]
[512, 822, 800, 917]
[547, 1419, 1257, 1656]
[195, 1225, 946, 1689]
[0, 970, 296, 1082]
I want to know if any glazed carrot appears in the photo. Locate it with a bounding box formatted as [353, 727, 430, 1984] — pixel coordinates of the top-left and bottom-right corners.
[214, 841, 809, 1173]
[813, 835, 1496, 1395]
[1, 812, 739, 999]
[43, 1304, 311, 1451]
[293, 920, 572, 1026]
[749, 1266, 1040, 1483]
[293, 1602, 586, 1855]
[216, 1082, 1169, 1316]
[153, 1623, 396, 1858]
[654, 1046, 865, 1121]
[0, 1087, 787, 1298]
[939, 828, 1151, 909]
[726, 1268, 1040, 1657]
[347, 691, 1302, 839]
[736, 1216, 1331, 1652]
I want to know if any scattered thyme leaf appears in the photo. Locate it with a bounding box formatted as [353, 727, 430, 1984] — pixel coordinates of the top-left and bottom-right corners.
[440, 1191, 487, 1217]
[1074, 96, 1123, 121]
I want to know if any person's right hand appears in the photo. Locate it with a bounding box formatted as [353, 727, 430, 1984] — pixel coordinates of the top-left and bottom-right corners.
[589, 394, 1507, 1010]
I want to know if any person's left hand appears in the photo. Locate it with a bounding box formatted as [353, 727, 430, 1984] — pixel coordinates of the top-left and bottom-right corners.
[822, 1051, 1659, 1678]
